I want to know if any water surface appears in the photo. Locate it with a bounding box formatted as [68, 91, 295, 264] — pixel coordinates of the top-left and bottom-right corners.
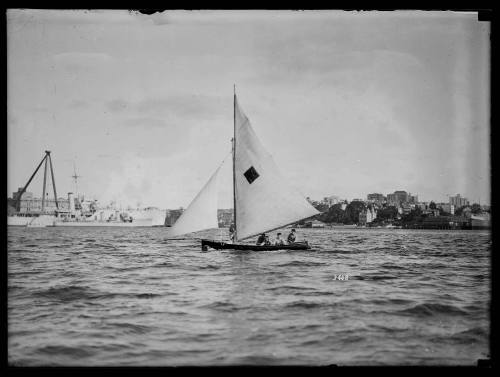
[8, 227, 490, 365]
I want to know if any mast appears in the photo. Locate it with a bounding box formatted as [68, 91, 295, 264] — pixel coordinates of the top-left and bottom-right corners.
[233, 84, 237, 241]
[72, 162, 81, 197]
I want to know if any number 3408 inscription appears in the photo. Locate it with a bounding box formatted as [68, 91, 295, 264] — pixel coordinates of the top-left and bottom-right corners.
[333, 274, 350, 280]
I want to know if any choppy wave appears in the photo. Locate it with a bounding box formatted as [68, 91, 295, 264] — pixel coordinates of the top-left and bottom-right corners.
[399, 303, 469, 317]
[103, 322, 154, 334]
[285, 300, 325, 309]
[35, 285, 163, 302]
[8, 227, 491, 366]
[450, 327, 489, 343]
[37, 345, 97, 358]
[36, 285, 102, 302]
[276, 260, 326, 267]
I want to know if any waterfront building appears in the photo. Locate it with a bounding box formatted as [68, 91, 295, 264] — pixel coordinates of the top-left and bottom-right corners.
[387, 193, 395, 204]
[401, 204, 412, 215]
[385, 190, 419, 205]
[422, 208, 440, 217]
[359, 206, 377, 225]
[367, 193, 386, 203]
[416, 203, 427, 211]
[358, 210, 368, 225]
[408, 193, 418, 204]
[304, 219, 326, 228]
[387, 190, 409, 205]
[439, 203, 455, 215]
[395, 191, 408, 203]
[12, 188, 34, 201]
[449, 194, 469, 208]
[8, 188, 70, 214]
[421, 215, 468, 229]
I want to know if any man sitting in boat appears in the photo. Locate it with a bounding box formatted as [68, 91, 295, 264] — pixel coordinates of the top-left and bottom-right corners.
[274, 232, 285, 246]
[229, 223, 235, 242]
[256, 233, 266, 245]
[287, 229, 297, 243]
[264, 235, 271, 246]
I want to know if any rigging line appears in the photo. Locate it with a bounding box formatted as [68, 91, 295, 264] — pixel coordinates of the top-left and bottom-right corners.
[216, 148, 232, 170]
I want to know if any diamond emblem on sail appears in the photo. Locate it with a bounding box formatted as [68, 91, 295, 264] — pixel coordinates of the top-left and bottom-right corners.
[243, 166, 260, 184]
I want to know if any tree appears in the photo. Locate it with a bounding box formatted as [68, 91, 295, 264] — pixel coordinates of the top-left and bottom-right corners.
[312, 201, 329, 213]
[439, 208, 449, 216]
[471, 203, 482, 214]
[319, 203, 345, 223]
[377, 205, 398, 221]
[429, 201, 437, 210]
[402, 207, 423, 223]
[344, 200, 366, 224]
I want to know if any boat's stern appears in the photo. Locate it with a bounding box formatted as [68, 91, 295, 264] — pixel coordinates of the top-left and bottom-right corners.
[201, 239, 209, 251]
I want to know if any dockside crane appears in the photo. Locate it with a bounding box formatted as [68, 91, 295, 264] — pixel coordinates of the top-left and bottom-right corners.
[15, 151, 59, 213]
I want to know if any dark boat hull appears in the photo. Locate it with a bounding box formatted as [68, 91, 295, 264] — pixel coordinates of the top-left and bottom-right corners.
[201, 239, 311, 251]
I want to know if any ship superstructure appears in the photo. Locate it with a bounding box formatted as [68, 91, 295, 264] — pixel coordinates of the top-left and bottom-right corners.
[8, 151, 166, 227]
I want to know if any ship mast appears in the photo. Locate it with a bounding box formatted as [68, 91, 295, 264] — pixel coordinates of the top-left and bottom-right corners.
[72, 162, 81, 197]
[233, 84, 237, 241]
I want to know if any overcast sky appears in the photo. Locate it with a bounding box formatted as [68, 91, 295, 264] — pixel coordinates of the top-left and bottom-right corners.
[7, 10, 490, 209]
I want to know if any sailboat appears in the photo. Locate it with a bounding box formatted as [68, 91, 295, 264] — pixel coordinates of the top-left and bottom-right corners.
[169, 87, 320, 251]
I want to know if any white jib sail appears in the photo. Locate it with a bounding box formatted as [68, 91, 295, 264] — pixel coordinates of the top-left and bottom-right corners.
[234, 96, 320, 241]
[168, 165, 221, 237]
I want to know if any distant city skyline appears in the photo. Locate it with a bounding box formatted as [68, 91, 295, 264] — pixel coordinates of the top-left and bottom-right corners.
[10, 184, 483, 210]
[7, 10, 490, 208]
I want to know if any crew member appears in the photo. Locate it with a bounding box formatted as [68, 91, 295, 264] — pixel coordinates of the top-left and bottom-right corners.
[256, 233, 266, 245]
[229, 223, 235, 242]
[287, 229, 297, 243]
[274, 232, 284, 246]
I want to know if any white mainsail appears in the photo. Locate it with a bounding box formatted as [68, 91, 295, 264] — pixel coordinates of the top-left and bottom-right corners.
[168, 166, 221, 237]
[233, 96, 320, 241]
